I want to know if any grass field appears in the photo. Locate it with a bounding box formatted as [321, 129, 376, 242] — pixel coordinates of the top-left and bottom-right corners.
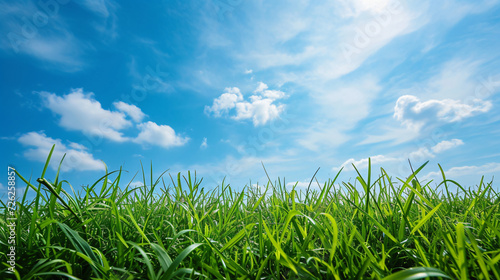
[1, 146, 499, 279]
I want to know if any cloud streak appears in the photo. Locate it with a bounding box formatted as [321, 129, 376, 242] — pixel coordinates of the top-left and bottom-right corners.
[0, 0, 86, 71]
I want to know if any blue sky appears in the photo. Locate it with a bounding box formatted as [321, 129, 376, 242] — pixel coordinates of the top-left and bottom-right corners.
[1, 0, 500, 198]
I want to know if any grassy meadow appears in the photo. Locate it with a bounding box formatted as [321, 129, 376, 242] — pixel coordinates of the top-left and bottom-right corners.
[1, 146, 500, 279]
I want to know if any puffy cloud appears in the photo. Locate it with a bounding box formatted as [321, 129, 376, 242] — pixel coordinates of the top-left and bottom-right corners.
[41, 89, 131, 142]
[18, 131, 105, 172]
[394, 95, 492, 129]
[204, 87, 243, 117]
[205, 83, 287, 126]
[233, 97, 285, 126]
[113, 101, 147, 122]
[255, 82, 268, 93]
[133, 121, 189, 148]
[39, 89, 189, 150]
[333, 155, 399, 171]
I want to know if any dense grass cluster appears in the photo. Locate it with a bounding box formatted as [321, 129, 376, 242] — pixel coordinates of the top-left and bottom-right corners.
[1, 148, 500, 279]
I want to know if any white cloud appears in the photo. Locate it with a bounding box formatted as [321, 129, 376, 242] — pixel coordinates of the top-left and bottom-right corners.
[133, 121, 189, 148]
[255, 82, 268, 93]
[233, 97, 285, 126]
[255, 82, 286, 100]
[394, 95, 492, 129]
[358, 125, 420, 145]
[409, 147, 436, 160]
[113, 101, 147, 122]
[245, 69, 253, 74]
[400, 60, 499, 102]
[333, 155, 399, 171]
[41, 89, 131, 142]
[0, 183, 4, 190]
[431, 139, 464, 153]
[39, 89, 188, 150]
[335, 138, 465, 171]
[18, 131, 105, 172]
[204, 87, 243, 117]
[200, 137, 208, 149]
[199, 0, 500, 154]
[362, 59, 500, 145]
[205, 83, 287, 126]
[424, 162, 500, 181]
[409, 139, 464, 163]
[68, 142, 87, 150]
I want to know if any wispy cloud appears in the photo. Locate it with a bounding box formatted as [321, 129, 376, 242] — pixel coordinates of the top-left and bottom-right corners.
[203, 0, 424, 80]
[127, 58, 173, 94]
[79, 0, 112, 17]
[333, 139, 465, 171]
[0, 0, 86, 71]
[296, 76, 381, 151]
[200, 137, 208, 149]
[77, 0, 119, 39]
[200, 0, 500, 155]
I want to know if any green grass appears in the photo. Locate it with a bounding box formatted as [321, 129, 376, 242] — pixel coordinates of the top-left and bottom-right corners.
[1, 145, 499, 279]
